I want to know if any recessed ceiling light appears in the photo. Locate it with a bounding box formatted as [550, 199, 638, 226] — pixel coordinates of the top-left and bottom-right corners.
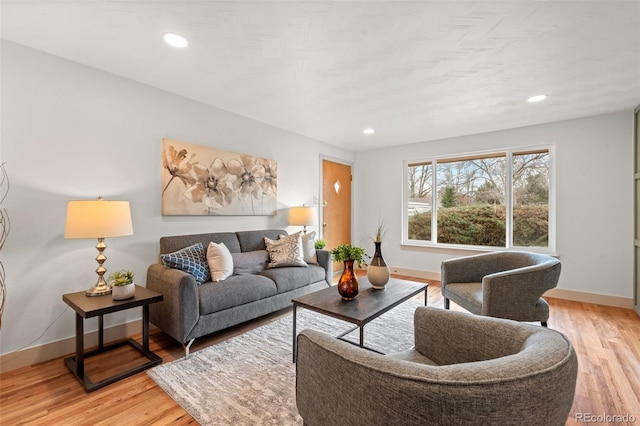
[363, 128, 375, 135]
[527, 94, 547, 103]
[163, 33, 188, 48]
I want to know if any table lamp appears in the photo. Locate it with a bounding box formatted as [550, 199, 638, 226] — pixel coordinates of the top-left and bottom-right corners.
[64, 197, 133, 296]
[288, 206, 318, 234]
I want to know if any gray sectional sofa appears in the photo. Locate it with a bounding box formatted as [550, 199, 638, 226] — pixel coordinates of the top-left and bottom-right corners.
[146, 229, 332, 357]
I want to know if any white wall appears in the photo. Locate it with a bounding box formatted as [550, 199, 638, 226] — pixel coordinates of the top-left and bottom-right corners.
[0, 40, 354, 355]
[1, 38, 634, 361]
[354, 111, 634, 299]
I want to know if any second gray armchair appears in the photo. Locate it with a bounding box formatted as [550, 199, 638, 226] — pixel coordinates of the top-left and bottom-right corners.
[441, 251, 561, 326]
[296, 306, 577, 426]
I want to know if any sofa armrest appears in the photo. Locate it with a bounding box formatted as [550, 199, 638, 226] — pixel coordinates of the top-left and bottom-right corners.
[146, 264, 200, 344]
[315, 249, 333, 286]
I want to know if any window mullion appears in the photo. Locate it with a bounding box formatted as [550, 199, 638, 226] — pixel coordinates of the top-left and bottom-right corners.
[506, 151, 513, 248]
[431, 159, 437, 244]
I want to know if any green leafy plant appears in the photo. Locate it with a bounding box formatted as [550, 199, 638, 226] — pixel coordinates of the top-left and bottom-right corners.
[330, 244, 369, 268]
[109, 269, 135, 286]
[314, 239, 327, 249]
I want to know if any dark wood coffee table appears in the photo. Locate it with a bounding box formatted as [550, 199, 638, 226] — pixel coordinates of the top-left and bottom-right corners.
[292, 277, 427, 362]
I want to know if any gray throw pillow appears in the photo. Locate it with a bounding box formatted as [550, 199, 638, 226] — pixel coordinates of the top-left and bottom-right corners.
[232, 250, 269, 275]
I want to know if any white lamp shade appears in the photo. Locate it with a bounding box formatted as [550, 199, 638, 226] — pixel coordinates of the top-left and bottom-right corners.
[288, 206, 318, 227]
[65, 199, 133, 239]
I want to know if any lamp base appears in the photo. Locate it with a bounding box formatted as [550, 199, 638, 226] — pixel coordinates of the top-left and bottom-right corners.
[85, 237, 112, 297]
[86, 283, 112, 297]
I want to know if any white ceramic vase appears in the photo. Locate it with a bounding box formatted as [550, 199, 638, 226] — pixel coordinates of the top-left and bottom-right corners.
[112, 283, 135, 300]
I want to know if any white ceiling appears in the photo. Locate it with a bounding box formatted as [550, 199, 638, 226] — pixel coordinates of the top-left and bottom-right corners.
[2, 1, 639, 151]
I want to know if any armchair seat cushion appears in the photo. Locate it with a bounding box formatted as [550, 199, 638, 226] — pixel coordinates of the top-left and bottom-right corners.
[444, 282, 483, 314]
[387, 349, 438, 366]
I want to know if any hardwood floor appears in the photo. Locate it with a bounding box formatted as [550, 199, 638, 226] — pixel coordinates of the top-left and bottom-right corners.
[1, 276, 638, 425]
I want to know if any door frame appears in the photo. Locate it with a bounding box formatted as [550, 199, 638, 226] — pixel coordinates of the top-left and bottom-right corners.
[319, 155, 354, 244]
[634, 105, 640, 317]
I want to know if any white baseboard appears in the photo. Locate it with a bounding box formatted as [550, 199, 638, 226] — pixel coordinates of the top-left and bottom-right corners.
[0, 319, 144, 374]
[544, 288, 634, 309]
[386, 266, 441, 281]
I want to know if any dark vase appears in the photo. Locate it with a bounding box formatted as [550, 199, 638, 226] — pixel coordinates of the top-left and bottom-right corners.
[367, 241, 390, 289]
[337, 259, 359, 300]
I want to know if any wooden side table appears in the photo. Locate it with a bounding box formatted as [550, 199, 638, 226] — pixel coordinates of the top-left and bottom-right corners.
[62, 285, 163, 392]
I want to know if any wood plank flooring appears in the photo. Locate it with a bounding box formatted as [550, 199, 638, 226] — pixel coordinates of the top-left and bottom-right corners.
[1, 276, 638, 425]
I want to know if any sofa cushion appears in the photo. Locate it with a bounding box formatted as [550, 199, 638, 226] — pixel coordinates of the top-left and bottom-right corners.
[259, 264, 326, 293]
[265, 233, 307, 268]
[161, 242, 210, 284]
[236, 229, 286, 252]
[160, 232, 241, 254]
[198, 275, 278, 314]
[206, 242, 233, 282]
[232, 250, 268, 275]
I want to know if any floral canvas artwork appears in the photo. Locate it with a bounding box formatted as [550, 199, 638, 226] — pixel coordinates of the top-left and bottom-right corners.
[162, 139, 277, 216]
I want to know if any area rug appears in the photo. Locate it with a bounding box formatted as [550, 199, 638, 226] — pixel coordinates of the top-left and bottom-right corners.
[147, 299, 422, 426]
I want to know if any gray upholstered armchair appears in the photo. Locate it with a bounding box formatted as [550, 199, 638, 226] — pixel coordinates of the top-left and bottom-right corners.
[296, 306, 577, 426]
[441, 251, 561, 326]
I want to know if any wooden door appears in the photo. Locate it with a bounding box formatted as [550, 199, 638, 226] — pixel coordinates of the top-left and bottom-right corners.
[322, 159, 352, 273]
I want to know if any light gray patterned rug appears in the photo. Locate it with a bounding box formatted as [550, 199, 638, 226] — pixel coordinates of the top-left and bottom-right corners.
[147, 298, 422, 426]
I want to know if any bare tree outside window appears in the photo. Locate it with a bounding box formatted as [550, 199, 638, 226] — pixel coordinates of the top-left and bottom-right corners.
[513, 151, 550, 247]
[436, 156, 506, 246]
[407, 163, 432, 241]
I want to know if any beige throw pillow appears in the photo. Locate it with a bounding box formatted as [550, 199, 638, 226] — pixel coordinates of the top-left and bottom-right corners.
[206, 241, 233, 282]
[265, 233, 307, 268]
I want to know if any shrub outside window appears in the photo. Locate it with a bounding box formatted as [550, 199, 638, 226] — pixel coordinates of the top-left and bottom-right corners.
[404, 147, 553, 251]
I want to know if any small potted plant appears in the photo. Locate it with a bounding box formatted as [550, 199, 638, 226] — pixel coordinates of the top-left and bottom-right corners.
[330, 244, 369, 300]
[314, 239, 327, 249]
[109, 269, 136, 300]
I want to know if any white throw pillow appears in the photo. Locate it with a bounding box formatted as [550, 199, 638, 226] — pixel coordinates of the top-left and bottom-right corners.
[265, 233, 307, 268]
[299, 231, 318, 264]
[206, 242, 234, 282]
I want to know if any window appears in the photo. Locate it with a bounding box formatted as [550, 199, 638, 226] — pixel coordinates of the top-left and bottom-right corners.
[404, 147, 553, 251]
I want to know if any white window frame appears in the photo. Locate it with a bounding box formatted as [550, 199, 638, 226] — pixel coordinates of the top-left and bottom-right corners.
[402, 145, 556, 254]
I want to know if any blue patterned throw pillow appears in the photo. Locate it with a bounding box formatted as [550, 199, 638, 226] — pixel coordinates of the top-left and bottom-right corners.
[161, 243, 211, 284]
